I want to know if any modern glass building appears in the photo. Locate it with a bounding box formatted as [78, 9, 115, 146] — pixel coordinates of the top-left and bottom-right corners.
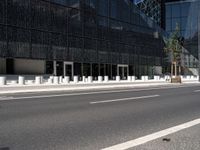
[165, 0, 200, 75]
[0, 0, 164, 79]
[134, 0, 163, 26]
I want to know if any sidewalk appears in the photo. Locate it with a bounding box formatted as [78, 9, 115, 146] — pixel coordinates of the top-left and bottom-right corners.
[0, 80, 199, 94]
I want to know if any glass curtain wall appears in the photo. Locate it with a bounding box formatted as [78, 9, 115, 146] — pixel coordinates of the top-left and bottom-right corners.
[0, 0, 164, 78]
[165, 0, 199, 73]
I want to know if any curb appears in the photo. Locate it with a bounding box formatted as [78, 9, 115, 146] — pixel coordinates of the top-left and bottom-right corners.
[0, 83, 172, 94]
[0, 82, 199, 95]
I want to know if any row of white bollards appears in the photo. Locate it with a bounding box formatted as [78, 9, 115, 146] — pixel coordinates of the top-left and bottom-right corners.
[1, 75, 199, 86]
[0, 75, 137, 85]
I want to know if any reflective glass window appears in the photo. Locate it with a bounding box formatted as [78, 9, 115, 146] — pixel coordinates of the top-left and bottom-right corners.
[98, 0, 108, 16]
[166, 19, 172, 31]
[181, 2, 190, 17]
[166, 5, 171, 18]
[172, 4, 180, 18]
[110, 0, 119, 19]
[172, 18, 180, 30]
[181, 17, 188, 30]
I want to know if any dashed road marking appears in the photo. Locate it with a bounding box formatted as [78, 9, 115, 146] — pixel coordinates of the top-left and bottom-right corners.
[194, 90, 200, 92]
[90, 95, 160, 104]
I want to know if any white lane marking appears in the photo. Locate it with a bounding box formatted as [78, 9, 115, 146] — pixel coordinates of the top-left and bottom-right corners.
[0, 96, 14, 101]
[102, 118, 200, 150]
[194, 90, 200, 92]
[90, 95, 160, 104]
[0, 84, 197, 101]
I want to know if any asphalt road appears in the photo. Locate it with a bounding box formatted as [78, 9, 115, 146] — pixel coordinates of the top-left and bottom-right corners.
[0, 84, 200, 150]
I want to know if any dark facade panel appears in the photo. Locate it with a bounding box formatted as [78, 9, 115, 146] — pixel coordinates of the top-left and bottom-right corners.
[0, 0, 164, 76]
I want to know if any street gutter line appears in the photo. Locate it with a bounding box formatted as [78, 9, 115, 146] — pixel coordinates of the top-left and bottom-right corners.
[102, 118, 200, 150]
[90, 95, 160, 104]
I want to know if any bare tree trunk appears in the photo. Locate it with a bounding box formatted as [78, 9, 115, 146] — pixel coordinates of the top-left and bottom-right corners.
[175, 62, 177, 77]
[171, 62, 173, 77]
[179, 66, 181, 76]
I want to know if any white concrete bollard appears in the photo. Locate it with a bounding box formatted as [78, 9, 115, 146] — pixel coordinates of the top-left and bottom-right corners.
[116, 76, 120, 82]
[132, 76, 136, 81]
[53, 76, 59, 84]
[141, 76, 148, 81]
[0, 76, 6, 85]
[186, 75, 191, 80]
[127, 76, 132, 82]
[59, 76, 63, 83]
[48, 78, 53, 84]
[141, 76, 145, 81]
[104, 76, 109, 82]
[88, 76, 93, 83]
[82, 76, 86, 82]
[18, 76, 25, 85]
[73, 76, 79, 83]
[35, 76, 41, 84]
[154, 76, 160, 81]
[164, 75, 170, 81]
[98, 76, 103, 83]
[63, 76, 70, 84]
[40, 76, 44, 84]
[180, 75, 184, 81]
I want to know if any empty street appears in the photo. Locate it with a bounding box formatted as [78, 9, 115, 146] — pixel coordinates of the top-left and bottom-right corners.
[1, 84, 200, 150]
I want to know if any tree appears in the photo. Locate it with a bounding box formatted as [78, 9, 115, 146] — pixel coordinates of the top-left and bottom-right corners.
[164, 23, 182, 77]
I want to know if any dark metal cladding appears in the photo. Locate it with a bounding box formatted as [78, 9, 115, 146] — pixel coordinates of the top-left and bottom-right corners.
[0, 0, 164, 77]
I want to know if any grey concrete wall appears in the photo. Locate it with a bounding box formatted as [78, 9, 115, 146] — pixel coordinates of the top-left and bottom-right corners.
[0, 58, 6, 74]
[14, 59, 45, 74]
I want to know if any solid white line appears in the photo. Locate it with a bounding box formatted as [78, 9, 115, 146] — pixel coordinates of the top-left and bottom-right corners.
[102, 118, 200, 150]
[90, 95, 160, 104]
[0, 84, 197, 101]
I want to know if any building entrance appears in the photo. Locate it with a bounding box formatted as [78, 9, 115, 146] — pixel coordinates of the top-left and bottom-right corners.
[117, 64, 129, 80]
[64, 62, 74, 80]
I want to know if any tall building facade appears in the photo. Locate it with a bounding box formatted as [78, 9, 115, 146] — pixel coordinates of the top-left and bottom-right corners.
[165, 0, 200, 75]
[0, 0, 164, 79]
